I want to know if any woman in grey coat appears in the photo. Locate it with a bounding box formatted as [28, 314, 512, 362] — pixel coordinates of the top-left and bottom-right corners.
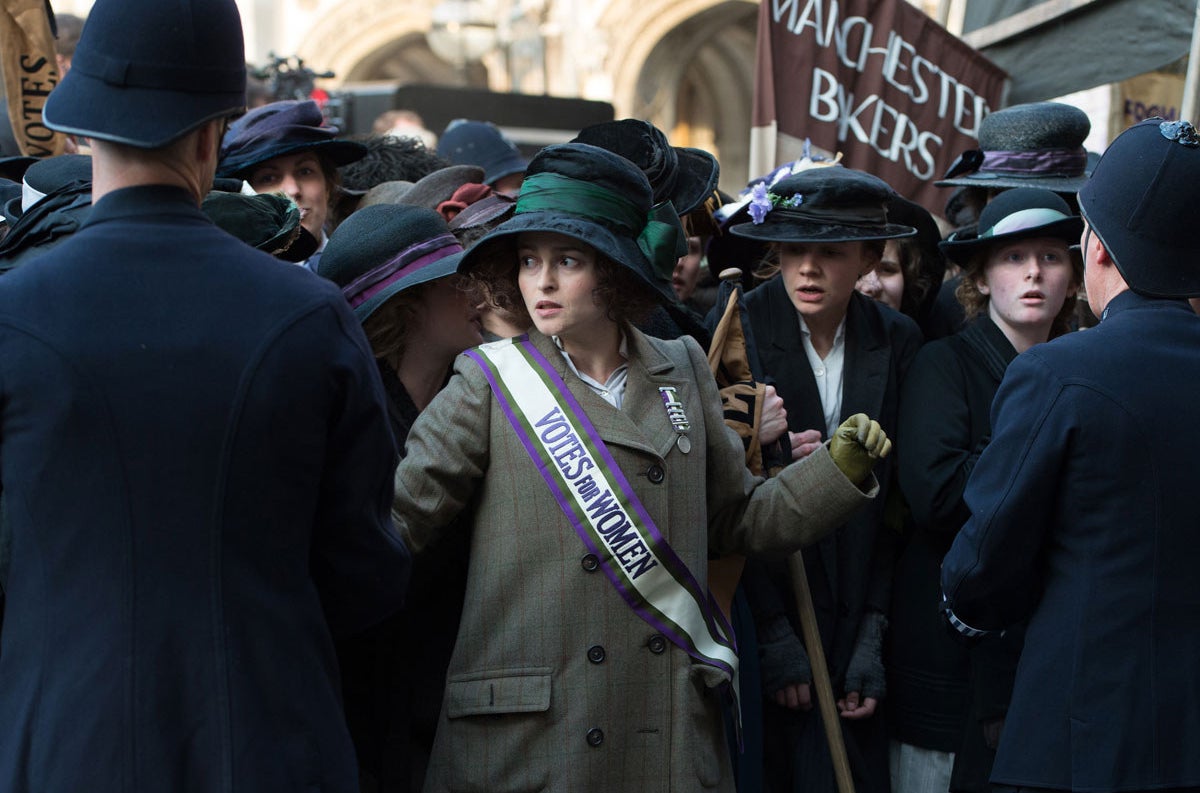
[390, 142, 893, 792]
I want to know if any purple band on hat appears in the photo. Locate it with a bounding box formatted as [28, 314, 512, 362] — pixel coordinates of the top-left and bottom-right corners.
[979, 147, 1088, 177]
[342, 233, 463, 308]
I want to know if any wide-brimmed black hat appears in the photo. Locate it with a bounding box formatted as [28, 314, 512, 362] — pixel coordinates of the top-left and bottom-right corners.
[316, 204, 465, 321]
[202, 191, 317, 262]
[43, 0, 246, 148]
[437, 120, 527, 187]
[458, 142, 685, 304]
[217, 100, 367, 179]
[936, 102, 1092, 193]
[729, 167, 915, 244]
[572, 119, 720, 216]
[2, 154, 92, 226]
[939, 187, 1082, 266]
[1079, 118, 1200, 297]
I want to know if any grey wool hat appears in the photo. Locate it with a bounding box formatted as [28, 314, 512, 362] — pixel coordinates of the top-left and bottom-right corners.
[936, 102, 1092, 193]
[316, 204, 465, 321]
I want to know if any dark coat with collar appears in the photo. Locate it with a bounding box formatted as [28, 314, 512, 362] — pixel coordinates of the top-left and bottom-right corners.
[393, 327, 876, 793]
[741, 277, 922, 793]
[889, 317, 1023, 789]
[942, 292, 1200, 791]
[0, 185, 410, 793]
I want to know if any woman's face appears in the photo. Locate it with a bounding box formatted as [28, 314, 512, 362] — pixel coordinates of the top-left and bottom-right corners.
[420, 277, 484, 358]
[978, 236, 1076, 341]
[779, 240, 877, 327]
[855, 239, 905, 312]
[247, 151, 330, 238]
[516, 231, 609, 343]
[859, 239, 902, 314]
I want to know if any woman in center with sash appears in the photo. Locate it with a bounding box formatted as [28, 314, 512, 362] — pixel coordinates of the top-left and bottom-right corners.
[392, 142, 893, 793]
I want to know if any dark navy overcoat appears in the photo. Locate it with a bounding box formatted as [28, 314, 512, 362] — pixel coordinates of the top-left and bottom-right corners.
[0, 185, 410, 793]
[942, 291, 1200, 792]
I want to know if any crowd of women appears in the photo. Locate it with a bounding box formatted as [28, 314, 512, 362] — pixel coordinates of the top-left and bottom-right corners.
[0, 92, 1099, 793]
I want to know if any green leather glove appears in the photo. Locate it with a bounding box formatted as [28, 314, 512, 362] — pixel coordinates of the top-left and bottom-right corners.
[829, 413, 891, 484]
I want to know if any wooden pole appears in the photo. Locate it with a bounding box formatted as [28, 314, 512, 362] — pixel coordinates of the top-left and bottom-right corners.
[1181, 0, 1200, 124]
[788, 550, 856, 793]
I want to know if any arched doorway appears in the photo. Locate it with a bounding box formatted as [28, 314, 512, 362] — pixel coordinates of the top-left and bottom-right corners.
[607, 0, 758, 192]
[343, 33, 488, 88]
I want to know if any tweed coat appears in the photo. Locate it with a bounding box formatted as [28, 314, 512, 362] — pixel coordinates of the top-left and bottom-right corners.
[741, 279, 922, 793]
[393, 326, 876, 793]
[942, 292, 1200, 791]
[0, 185, 410, 793]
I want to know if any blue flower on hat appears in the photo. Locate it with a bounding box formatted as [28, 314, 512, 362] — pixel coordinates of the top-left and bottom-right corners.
[1159, 120, 1200, 147]
[749, 183, 772, 224]
[748, 183, 804, 224]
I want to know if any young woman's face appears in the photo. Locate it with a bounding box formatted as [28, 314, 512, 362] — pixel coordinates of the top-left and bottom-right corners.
[855, 239, 905, 312]
[779, 240, 877, 327]
[978, 236, 1076, 340]
[419, 277, 484, 358]
[247, 151, 330, 238]
[516, 231, 609, 342]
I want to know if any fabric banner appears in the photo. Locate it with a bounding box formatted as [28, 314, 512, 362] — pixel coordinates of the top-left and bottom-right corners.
[751, 0, 1007, 215]
[0, 0, 66, 157]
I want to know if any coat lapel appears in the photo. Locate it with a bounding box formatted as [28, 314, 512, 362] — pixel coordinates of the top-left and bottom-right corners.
[526, 329, 677, 461]
[841, 294, 889, 423]
[759, 277, 826, 435]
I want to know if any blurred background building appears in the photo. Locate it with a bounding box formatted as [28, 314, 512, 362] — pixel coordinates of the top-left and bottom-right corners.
[43, 0, 1199, 192]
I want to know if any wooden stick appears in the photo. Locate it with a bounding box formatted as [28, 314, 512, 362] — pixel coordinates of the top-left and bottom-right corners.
[788, 550, 856, 793]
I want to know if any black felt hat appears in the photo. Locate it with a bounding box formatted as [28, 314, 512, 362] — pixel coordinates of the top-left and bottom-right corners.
[217, 100, 367, 179]
[572, 119, 720, 216]
[316, 204, 465, 320]
[936, 102, 1092, 193]
[728, 167, 915, 244]
[437, 120, 527, 187]
[458, 142, 685, 304]
[43, 0, 246, 148]
[939, 187, 1082, 266]
[202, 191, 317, 262]
[1079, 118, 1200, 297]
[0, 156, 36, 182]
[2, 154, 92, 226]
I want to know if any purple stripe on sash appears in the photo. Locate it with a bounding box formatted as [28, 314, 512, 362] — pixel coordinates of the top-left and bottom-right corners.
[343, 234, 462, 309]
[463, 346, 706, 663]
[518, 339, 736, 661]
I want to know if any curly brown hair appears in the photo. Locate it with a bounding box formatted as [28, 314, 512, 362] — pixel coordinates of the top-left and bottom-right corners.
[955, 244, 1083, 339]
[362, 275, 481, 368]
[468, 237, 660, 328]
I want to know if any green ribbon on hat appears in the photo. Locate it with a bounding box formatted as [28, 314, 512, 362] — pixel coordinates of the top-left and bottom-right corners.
[515, 172, 686, 281]
[640, 201, 688, 281]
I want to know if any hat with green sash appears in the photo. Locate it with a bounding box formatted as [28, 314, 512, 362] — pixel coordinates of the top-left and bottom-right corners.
[457, 142, 686, 303]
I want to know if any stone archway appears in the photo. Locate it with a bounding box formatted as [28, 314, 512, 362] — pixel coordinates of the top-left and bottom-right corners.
[603, 0, 758, 191]
[295, 0, 487, 90]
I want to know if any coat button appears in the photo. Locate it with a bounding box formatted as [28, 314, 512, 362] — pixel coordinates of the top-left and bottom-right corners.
[587, 645, 606, 664]
[586, 727, 604, 747]
[646, 464, 665, 484]
[581, 553, 599, 572]
[647, 634, 667, 654]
